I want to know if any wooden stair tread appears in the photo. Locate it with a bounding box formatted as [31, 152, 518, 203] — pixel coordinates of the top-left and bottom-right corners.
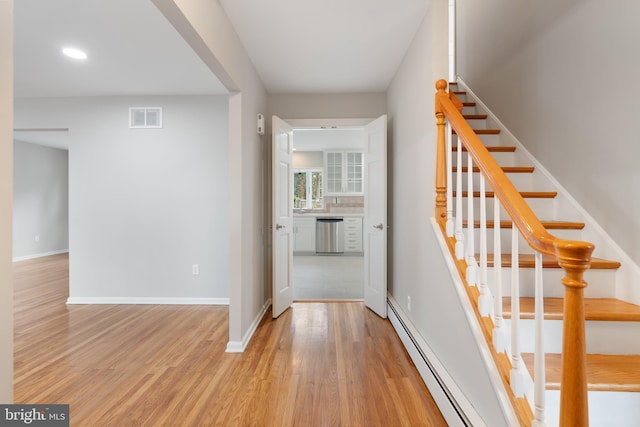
[453, 191, 557, 198]
[522, 353, 640, 392]
[453, 145, 516, 152]
[449, 82, 476, 107]
[452, 166, 534, 173]
[464, 220, 585, 230]
[504, 297, 640, 321]
[463, 114, 488, 120]
[453, 129, 501, 135]
[485, 253, 621, 270]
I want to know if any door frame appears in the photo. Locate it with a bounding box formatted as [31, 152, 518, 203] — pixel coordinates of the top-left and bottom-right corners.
[269, 116, 387, 314]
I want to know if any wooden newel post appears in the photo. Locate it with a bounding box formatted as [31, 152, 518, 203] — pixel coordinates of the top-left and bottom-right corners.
[556, 241, 594, 427]
[435, 79, 448, 224]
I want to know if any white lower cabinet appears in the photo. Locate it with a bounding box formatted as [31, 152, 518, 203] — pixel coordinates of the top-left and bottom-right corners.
[344, 217, 363, 253]
[293, 217, 316, 253]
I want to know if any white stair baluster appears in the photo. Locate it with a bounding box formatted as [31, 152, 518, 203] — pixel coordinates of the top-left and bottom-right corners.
[533, 251, 546, 426]
[454, 136, 465, 259]
[510, 226, 528, 397]
[492, 197, 506, 352]
[446, 122, 454, 237]
[465, 152, 477, 285]
[477, 174, 492, 316]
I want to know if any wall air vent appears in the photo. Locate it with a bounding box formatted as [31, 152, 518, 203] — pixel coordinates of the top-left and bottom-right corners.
[129, 107, 163, 129]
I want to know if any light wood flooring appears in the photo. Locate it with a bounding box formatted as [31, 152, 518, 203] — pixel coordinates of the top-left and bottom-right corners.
[13, 254, 446, 426]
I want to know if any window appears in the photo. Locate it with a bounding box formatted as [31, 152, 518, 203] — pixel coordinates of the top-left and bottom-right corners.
[294, 169, 323, 209]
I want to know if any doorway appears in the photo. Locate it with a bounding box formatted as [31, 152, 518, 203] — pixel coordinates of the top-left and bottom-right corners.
[291, 127, 366, 300]
[271, 116, 387, 318]
[12, 129, 70, 263]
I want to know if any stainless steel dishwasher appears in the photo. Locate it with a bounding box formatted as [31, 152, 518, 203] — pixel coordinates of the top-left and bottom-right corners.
[315, 217, 344, 254]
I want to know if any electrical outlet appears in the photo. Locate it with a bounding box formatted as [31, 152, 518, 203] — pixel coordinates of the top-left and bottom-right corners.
[192, 264, 199, 275]
[34, 235, 40, 242]
[407, 295, 412, 312]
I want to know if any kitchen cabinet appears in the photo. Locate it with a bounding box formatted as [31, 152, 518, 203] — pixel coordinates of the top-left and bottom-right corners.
[293, 217, 316, 253]
[344, 217, 363, 253]
[324, 151, 364, 195]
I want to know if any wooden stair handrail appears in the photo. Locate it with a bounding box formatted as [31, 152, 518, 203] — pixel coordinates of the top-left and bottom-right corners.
[434, 79, 592, 426]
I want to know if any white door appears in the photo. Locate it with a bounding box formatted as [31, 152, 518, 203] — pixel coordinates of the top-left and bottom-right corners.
[364, 115, 388, 318]
[272, 116, 294, 318]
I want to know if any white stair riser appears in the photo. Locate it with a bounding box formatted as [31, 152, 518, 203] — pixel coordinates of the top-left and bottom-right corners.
[465, 118, 487, 130]
[544, 390, 640, 427]
[465, 227, 583, 255]
[452, 133, 502, 146]
[452, 92, 468, 102]
[507, 319, 640, 354]
[461, 105, 477, 115]
[452, 150, 525, 167]
[490, 268, 615, 298]
[452, 133, 503, 147]
[452, 171, 555, 192]
[454, 198, 559, 221]
[453, 194, 597, 241]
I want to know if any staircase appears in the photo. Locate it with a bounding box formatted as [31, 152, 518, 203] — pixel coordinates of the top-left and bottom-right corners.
[439, 81, 640, 426]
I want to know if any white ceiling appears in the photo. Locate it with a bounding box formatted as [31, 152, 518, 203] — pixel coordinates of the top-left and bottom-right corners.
[13, 0, 430, 148]
[14, 0, 227, 98]
[14, 0, 431, 97]
[219, 0, 430, 93]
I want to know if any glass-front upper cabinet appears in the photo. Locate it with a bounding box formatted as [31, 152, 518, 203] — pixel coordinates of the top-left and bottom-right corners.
[325, 151, 343, 194]
[345, 152, 363, 193]
[324, 151, 364, 196]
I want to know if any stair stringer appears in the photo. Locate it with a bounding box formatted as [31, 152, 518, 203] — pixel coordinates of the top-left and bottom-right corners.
[429, 218, 525, 426]
[456, 77, 640, 306]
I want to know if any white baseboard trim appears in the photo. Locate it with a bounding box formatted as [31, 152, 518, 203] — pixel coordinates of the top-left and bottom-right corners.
[387, 294, 483, 427]
[66, 297, 229, 305]
[13, 249, 69, 262]
[226, 298, 272, 353]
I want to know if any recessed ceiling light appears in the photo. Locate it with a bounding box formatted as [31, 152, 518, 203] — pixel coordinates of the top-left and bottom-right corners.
[62, 47, 88, 60]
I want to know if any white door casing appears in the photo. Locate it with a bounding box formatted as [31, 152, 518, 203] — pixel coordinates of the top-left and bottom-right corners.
[272, 116, 294, 318]
[364, 115, 388, 318]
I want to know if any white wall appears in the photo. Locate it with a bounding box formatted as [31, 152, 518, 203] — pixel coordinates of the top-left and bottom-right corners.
[14, 95, 229, 302]
[153, 0, 269, 347]
[0, 0, 13, 403]
[13, 141, 68, 260]
[456, 0, 640, 266]
[293, 128, 366, 151]
[387, 1, 510, 425]
[269, 93, 386, 120]
[293, 152, 323, 169]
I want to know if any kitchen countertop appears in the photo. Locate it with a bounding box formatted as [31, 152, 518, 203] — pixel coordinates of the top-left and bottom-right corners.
[293, 212, 363, 218]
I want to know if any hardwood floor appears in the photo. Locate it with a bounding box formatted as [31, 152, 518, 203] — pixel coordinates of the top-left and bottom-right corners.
[13, 254, 446, 426]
